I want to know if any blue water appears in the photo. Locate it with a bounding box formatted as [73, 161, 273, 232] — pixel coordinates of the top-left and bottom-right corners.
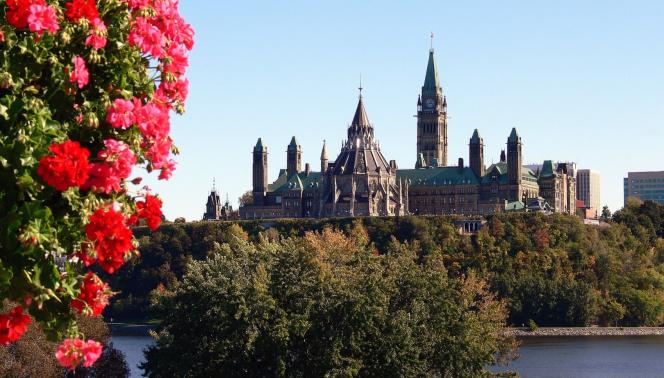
[110, 336, 152, 378]
[112, 335, 664, 378]
[494, 336, 664, 378]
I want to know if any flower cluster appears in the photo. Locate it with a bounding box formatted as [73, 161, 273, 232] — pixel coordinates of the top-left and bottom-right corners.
[71, 272, 111, 316]
[85, 206, 134, 274]
[131, 194, 164, 230]
[6, 0, 60, 36]
[55, 337, 103, 369]
[1, 0, 191, 370]
[36, 140, 90, 192]
[85, 139, 136, 194]
[0, 306, 32, 345]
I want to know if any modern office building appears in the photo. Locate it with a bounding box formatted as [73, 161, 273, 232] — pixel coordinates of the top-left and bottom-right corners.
[624, 171, 664, 205]
[577, 169, 601, 217]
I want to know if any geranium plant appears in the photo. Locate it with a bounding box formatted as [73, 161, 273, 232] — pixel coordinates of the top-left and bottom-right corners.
[0, 0, 192, 369]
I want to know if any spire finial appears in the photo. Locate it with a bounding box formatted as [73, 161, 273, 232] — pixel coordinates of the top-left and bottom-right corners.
[358, 74, 363, 98]
[212, 177, 216, 192]
[430, 31, 434, 50]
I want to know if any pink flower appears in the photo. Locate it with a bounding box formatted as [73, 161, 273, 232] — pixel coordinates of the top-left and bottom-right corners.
[135, 102, 170, 139]
[55, 338, 103, 369]
[27, 3, 59, 36]
[163, 44, 188, 76]
[69, 56, 89, 89]
[128, 17, 165, 58]
[85, 18, 107, 49]
[84, 139, 136, 194]
[157, 75, 189, 104]
[158, 159, 176, 180]
[106, 98, 136, 129]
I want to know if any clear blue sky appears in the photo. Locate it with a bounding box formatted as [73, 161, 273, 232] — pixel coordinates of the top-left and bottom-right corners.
[148, 0, 664, 220]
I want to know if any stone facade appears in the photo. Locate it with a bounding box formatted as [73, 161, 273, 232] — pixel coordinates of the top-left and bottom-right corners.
[240, 93, 406, 220]
[238, 47, 576, 219]
[203, 184, 235, 220]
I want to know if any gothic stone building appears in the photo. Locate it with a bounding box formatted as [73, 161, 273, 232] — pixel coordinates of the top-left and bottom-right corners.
[238, 47, 575, 219]
[203, 184, 235, 220]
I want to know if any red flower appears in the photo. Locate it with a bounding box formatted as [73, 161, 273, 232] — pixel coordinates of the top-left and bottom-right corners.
[85, 206, 133, 274]
[135, 194, 163, 230]
[55, 338, 103, 369]
[84, 139, 136, 194]
[27, 3, 60, 36]
[71, 272, 111, 316]
[69, 56, 89, 89]
[37, 140, 90, 191]
[5, 0, 43, 29]
[64, 0, 99, 23]
[0, 306, 32, 345]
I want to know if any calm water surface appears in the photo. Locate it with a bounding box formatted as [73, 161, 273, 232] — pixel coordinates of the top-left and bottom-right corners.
[112, 335, 664, 378]
[494, 336, 664, 378]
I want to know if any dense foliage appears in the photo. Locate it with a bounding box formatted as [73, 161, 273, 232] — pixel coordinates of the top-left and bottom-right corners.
[0, 0, 192, 368]
[112, 201, 664, 328]
[141, 229, 516, 377]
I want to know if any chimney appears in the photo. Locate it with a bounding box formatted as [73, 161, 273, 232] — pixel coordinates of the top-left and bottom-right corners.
[305, 163, 311, 176]
[458, 157, 464, 173]
[500, 149, 506, 163]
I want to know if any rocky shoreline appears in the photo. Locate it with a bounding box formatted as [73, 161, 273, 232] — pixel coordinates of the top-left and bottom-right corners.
[506, 327, 664, 337]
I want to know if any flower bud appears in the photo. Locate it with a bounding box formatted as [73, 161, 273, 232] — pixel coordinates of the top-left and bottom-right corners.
[0, 73, 13, 89]
[86, 113, 99, 128]
[60, 30, 71, 44]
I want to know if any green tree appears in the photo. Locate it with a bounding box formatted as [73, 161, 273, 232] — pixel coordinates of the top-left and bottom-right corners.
[600, 206, 612, 222]
[142, 230, 515, 377]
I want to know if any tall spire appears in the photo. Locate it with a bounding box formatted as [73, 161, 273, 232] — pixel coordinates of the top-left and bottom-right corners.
[423, 45, 441, 94]
[320, 139, 328, 160]
[351, 90, 371, 128]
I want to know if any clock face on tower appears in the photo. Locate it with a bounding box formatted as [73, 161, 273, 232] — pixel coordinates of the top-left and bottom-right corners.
[425, 98, 435, 109]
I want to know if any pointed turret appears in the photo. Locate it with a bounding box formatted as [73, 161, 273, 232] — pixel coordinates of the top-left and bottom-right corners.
[287, 136, 298, 151]
[507, 127, 523, 201]
[252, 138, 268, 206]
[351, 95, 371, 128]
[254, 137, 266, 152]
[286, 136, 301, 177]
[470, 129, 482, 144]
[320, 140, 329, 172]
[469, 129, 484, 178]
[508, 127, 520, 143]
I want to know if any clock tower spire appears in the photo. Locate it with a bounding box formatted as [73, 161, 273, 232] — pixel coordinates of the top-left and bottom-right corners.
[416, 43, 447, 167]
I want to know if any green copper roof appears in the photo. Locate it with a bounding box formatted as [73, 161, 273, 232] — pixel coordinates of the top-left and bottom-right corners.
[470, 129, 482, 144]
[287, 136, 298, 150]
[539, 160, 555, 178]
[254, 138, 265, 152]
[397, 166, 480, 187]
[505, 201, 525, 211]
[423, 49, 440, 93]
[268, 170, 322, 193]
[508, 128, 520, 143]
[482, 162, 538, 184]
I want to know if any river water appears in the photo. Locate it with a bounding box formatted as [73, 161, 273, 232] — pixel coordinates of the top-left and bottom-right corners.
[112, 335, 664, 377]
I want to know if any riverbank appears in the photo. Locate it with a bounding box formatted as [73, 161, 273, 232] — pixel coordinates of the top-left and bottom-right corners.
[109, 322, 154, 336]
[506, 327, 664, 337]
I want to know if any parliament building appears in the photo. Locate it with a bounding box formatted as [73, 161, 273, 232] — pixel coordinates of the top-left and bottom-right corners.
[236, 47, 576, 220]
